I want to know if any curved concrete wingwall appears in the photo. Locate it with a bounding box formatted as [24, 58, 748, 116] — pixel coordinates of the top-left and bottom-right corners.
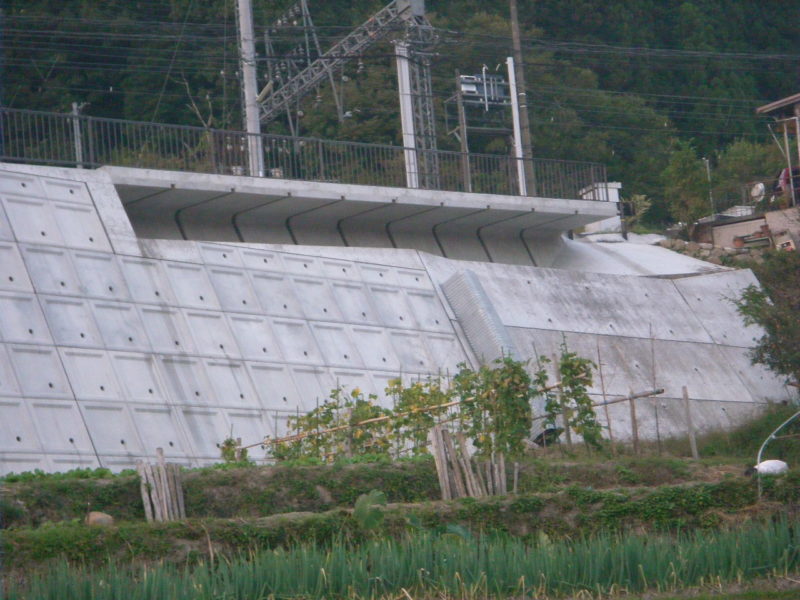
[0, 164, 792, 473]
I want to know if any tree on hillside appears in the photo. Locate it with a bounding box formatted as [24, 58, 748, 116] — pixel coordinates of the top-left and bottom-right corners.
[660, 139, 709, 229]
[735, 250, 800, 386]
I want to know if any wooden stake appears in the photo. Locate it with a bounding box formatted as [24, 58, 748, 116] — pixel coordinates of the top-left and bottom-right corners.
[629, 390, 639, 455]
[156, 448, 172, 520]
[136, 462, 154, 523]
[442, 429, 467, 498]
[683, 386, 699, 459]
[513, 461, 519, 495]
[143, 461, 162, 522]
[428, 427, 451, 500]
[596, 337, 614, 451]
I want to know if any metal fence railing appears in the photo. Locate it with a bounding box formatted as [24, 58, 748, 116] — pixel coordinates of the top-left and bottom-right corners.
[0, 107, 609, 201]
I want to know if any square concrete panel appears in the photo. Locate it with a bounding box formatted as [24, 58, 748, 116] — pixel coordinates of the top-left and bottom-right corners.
[369, 286, 417, 329]
[330, 282, 380, 325]
[53, 202, 112, 251]
[19, 245, 81, 295]
[349, 327, 401, 371]
[181, 408, 230, 457]
[310, 323, 364, 368]
[185, 311, 240, 358]
[0, 399, 41, 451]
[226, 315, 282, 361]
[204, 360, 259, 408]
[293, 278, 343, 321]
[41, 296, 103, 348]
[424, 333, 466, 373]
[271, 319, 324, 364]
[328, 369, 372, 396]
[130, 406, 189, 458]
[41, 179, 92, 205]
[251, 273, 304, 318]
[388, 331, 432, 372]
[28, 400, 93, 453]
[72, 251, 131, 301]
[119, 258, 176, 305]
[60, 349, 123, 401]
[208, 268, 261, 313]
[139, 306, 196, 354]
[225, 410, 268, 449]
[0, 243, 34, 292]
[164, 263, 221, 310]
[79, 404, 143, 454]
[247, 363, 301, 409]
[8, 346, 71, 398]
[0, 293, 51, 344]
[159, 356, 213, 406]
[321, 259, 356, 280]
[93, 302, 149, 351]
[290, 366, 335, 411]
[110, 353, 167, 403]
[406, 291, 450, 332]
[2, 195, 65, 245]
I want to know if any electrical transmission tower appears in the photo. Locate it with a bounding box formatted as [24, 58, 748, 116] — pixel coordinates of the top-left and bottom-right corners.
[254, 0, 440, 189]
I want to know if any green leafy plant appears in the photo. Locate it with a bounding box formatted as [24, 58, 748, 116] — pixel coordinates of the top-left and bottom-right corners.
[353, 489, 387, 532]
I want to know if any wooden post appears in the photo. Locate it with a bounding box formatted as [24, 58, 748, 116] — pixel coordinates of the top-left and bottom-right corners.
[156, 448, 172, 520]
[143, 461, 163, 522]
[629, 390, 639, 455]
[442, 429, 467, 498]
[428, 426, 452, 501]
[136, 462, 154, 523]
[683, 386, 699, 459]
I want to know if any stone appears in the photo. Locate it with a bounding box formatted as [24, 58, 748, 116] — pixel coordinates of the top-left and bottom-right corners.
[686, 242, 700, 252]
[85, 511, 114, 526]
[699, 243, 713, 250]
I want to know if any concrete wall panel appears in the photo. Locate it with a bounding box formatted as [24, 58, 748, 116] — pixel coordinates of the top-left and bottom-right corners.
[0, 345, 22, 397]
[248, 362, 301, 409]
[129, 406, 189, 459]
[227, 315, 282, 361]
[0, 293, 51, 345]
[185, 311, 240, 358]
[53, 202, 112, 251]
[119, 257, 176, 305]
[0, 202, 14, 241]
[79, 404, 144, 455]
[110, 353, 168, 403]
[60, 349, 123, 401]
[40, 297, 103, 348]
[93, 302, 149, 351]
[272, 319, 324, 364]
[72, 251, 131, 301]
[0, 243, 34, 292]
[20, 245, 81, 295]
[208, 268, 261, 313]
[0, 398, 41, 452]
[139, 306, 196, 354]
[251, 272, 304, 318]
[28, 400, 93, 453]
[8, 346, 71, 399]
[203, 359, 259, 408]
[2, 194, 65, 245]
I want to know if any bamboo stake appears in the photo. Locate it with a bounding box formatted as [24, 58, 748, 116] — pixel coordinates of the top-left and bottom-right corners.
[683, 386, 699, 459]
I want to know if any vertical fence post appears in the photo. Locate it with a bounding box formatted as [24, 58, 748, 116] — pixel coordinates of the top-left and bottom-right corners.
[683, 386, 699, 459]
[629, 389, 639, 455]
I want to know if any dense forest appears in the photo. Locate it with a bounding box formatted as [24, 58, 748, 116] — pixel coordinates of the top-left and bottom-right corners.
[3, 0, 798, 225]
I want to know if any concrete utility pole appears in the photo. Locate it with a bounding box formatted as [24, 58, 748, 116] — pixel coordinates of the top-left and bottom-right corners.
[236, 0, 265, 177]
[454, 70, 472, 192]
[509, 0, 535, 195]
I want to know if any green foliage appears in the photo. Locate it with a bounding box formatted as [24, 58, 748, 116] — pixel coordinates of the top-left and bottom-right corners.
[661, 139, 710, 228]
[218, 437, 251, 466]
[353, 489, 386, 531]
[735, 250, 800, 383]
[8, 519, 800, 599]
[453, 357, 534, 458]
[386, 377, 451, 455]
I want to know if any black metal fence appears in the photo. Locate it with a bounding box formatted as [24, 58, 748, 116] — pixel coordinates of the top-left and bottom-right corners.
[0, 108, 609, 200]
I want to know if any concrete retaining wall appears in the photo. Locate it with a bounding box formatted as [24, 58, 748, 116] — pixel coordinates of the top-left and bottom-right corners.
[0, 164, 791, 474]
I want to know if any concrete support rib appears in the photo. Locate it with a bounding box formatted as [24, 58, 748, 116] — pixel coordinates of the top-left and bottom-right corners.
[174, 190, 234, 240]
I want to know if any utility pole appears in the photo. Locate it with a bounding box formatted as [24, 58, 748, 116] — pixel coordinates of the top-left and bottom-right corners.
[454, 70, 472, 192]
[235, 0, 265, 177]
[509, 0, 535, 195]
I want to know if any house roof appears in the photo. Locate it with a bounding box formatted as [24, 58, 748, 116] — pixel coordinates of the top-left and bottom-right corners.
[756, 92, 800, 116]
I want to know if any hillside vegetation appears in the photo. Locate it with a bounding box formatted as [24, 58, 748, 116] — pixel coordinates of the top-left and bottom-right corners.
[4, 0, 797, 224]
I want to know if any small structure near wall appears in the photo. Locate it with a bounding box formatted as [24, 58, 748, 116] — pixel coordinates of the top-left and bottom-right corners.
[756, 93, 800, 209]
